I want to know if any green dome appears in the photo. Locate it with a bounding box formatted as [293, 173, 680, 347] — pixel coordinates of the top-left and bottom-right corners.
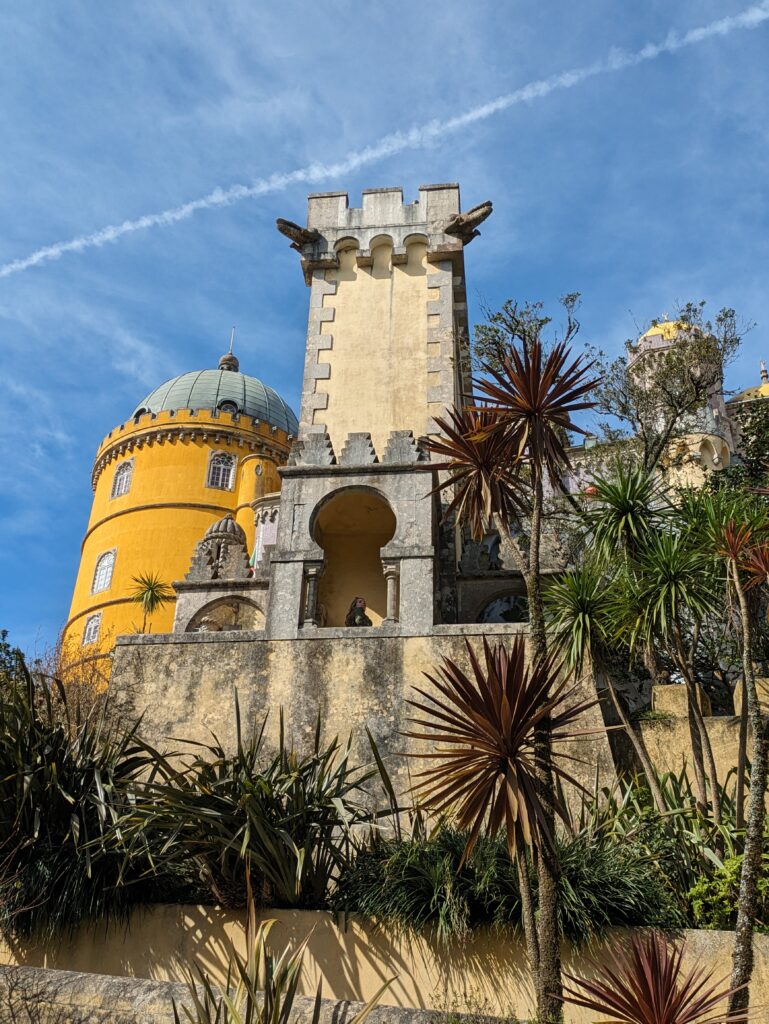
[133, 361, 298, 436]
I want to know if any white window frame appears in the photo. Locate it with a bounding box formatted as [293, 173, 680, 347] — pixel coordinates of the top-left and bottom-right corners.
[91, 549, 116, 594]
[82, 612, 102, 646]
[206, 450, 237, 491]
[110, 459, 134, 499]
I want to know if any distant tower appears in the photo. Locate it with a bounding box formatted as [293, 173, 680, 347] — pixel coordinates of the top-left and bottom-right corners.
[269, 185, 492, 635]
[625, 319, 734, 477]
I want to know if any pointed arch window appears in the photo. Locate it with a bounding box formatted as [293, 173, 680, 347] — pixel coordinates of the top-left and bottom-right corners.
[206, 451, 236, 491]
[110, 460, 133, 499]
[91, 550, 116, 593]
[82, 612, 102, 646]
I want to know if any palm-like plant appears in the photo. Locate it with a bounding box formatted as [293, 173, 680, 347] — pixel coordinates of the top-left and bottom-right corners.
[613, 532, 722, 825]
[406, 635, 597, 997]
[562, 931, 748, 1024]
[545, 564, 667, 813]
[128, 571, 174, 633]
[425, 406, 526, 541]
[422, 326, 599, 1022]
[475, 338, 597, 487]
[406, 636, 595, 859]
[722, 531, 769, 1016]
[582, 463, 669, 560]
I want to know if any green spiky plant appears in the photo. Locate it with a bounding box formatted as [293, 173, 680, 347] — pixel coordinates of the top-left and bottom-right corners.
[544, 561, 667, 814]
[128, 571, 175, 633]
[0, 652, 155, 938]
[610, 531, 723, 825]
[115, 701, 375, 909]
[581, 463, 670, 560]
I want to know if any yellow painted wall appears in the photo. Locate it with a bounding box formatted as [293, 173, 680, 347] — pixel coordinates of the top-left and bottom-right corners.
[314, 490, 396, 626]
[314, 240, 439, 455]
[63, 409, 290, 665]
[2, 907, 766, 1024]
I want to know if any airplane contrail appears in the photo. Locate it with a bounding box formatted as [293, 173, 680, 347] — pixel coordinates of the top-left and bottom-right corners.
[2, 2, 768, 280]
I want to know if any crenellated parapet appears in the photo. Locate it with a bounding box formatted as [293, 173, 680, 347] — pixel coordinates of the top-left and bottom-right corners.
[277, 186, 492, 286]
[91, 407, 295, 490]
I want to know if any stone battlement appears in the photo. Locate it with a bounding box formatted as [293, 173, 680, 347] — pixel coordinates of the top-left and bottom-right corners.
[91, 407, 294, 489]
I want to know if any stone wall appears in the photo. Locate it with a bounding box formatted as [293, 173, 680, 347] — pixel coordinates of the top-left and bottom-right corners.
[0, 964, 469, 1024]
[110, 625, 614, 799]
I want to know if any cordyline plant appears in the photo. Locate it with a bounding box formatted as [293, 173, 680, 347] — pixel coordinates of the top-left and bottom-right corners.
[426, 406, 526, 540]
[424, 320, 599, 1023]
[405, 635, 598, 1005]
[544, 561, 667, 815]
[562, 931, 749, 1024]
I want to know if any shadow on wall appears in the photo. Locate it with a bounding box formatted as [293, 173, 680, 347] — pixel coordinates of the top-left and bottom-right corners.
[1, 908, 760, 1023]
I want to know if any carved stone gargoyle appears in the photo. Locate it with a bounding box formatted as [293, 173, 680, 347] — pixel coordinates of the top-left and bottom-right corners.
[443, 200, 493, 244]
[276, 218, 321, 252]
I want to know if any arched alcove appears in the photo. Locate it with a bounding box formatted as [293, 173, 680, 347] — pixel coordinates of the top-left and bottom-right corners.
[312, 488, 396, 627]
[186, 596, 265, 632]
[476, 592, 529, 624]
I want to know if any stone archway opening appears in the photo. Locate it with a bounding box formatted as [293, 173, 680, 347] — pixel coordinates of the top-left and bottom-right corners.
[186, 596, 265, 632]
[313, 488, 396, 627]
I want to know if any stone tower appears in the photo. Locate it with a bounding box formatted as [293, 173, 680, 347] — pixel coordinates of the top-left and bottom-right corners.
[267, 185, 492, 637]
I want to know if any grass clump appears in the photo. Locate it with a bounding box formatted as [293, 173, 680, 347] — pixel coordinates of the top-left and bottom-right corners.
[334, 821, 684, 944]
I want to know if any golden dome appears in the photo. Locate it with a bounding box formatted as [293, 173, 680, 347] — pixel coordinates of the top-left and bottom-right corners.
[731, 362, 769, 404]
[640, 320, 690, 341]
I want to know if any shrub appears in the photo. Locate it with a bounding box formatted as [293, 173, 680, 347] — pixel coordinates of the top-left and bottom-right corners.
[688, 854, 769, 932]
[117, 707, 376, 909]
[174, 881, 389, 1024]
[0, 655, 154, 938]
[334, 822, 683, 943]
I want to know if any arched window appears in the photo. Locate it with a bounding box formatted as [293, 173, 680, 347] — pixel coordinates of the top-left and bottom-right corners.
[91, 550, 116, 593]
[110, 460, 133, 499]
[207, 452, 235, 490]
[82, 612, 102, 645]
[218, 400, 239, 414]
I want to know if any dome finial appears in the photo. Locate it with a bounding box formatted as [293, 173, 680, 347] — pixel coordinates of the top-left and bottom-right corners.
[761, 360, 768, 384]
[219, 326, 239, 372]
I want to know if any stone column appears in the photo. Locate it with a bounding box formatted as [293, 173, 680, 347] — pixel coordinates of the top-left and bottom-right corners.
[382, 561, 400, 624]
[302, 560, 324, 627]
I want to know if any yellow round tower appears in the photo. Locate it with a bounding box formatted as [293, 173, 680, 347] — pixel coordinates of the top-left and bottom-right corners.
[62, 349, 297, 669]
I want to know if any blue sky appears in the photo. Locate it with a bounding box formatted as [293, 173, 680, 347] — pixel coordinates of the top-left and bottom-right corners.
[1, 1, 769, 654]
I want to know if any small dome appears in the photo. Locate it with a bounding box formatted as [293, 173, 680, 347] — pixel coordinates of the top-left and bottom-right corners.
[133, 367, 298, 435]
[641, 320, 690, 341]
[205, 514, 246, 543]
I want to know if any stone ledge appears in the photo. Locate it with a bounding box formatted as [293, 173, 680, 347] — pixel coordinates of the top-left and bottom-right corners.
[115, 624, 531, 646]
[0, 965, 504, 1024]
[115, 630, 266, 646]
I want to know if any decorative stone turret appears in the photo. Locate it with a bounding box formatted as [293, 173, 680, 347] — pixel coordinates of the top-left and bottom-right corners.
[173, 514, 266, 634]
[185, 514, 250, 582]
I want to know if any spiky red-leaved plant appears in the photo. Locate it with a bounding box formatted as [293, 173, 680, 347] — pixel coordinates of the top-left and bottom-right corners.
[562, 931, 749, 1024]
[422, 405, 527, 541]
[474, 337, 598, 484]
[405, 635, 597, 862]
